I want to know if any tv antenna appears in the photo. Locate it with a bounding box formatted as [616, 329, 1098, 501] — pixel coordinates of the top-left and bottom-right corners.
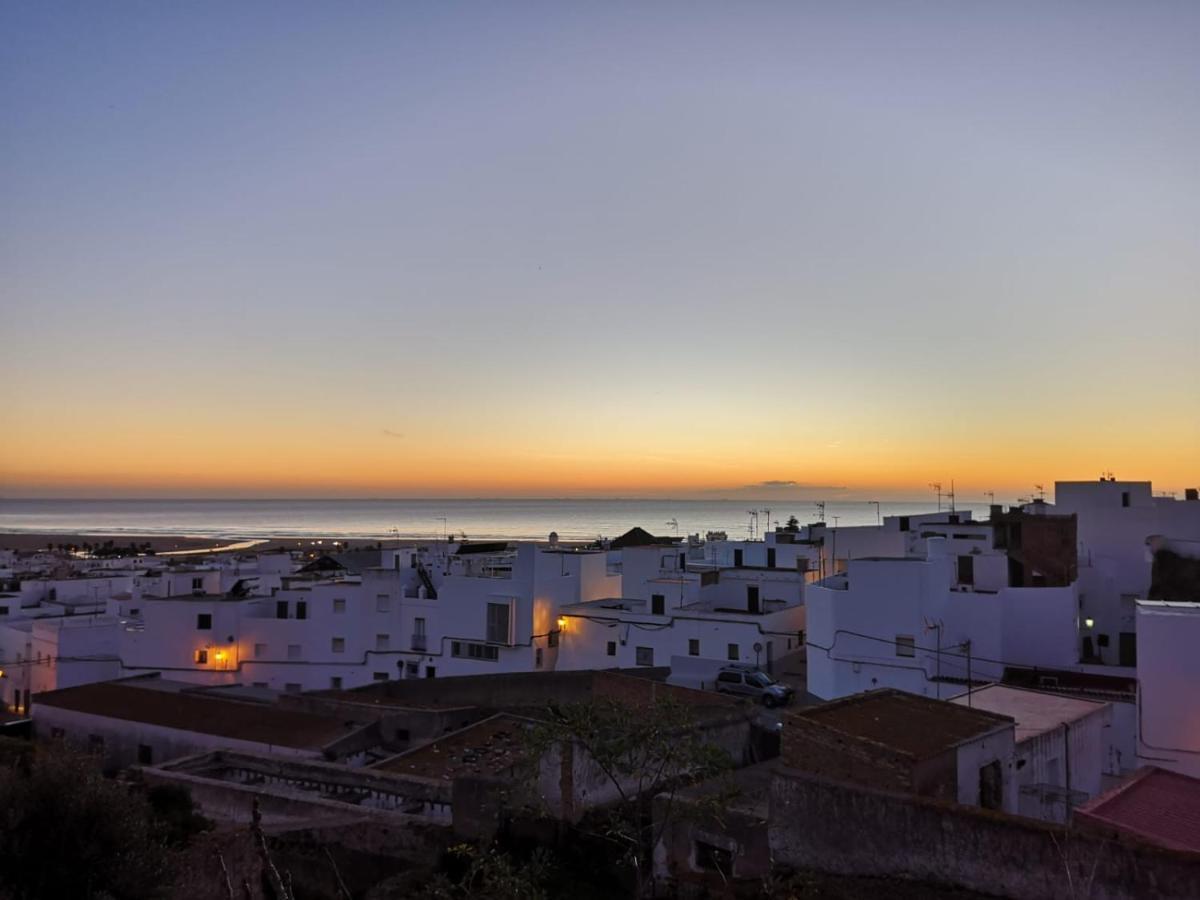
[814, 501, 826, 523]
[929, 482, 945, 512]
[1034, 484, 1046, 501]
[665, 518, 679, 536]
[746, 510, 758, 540]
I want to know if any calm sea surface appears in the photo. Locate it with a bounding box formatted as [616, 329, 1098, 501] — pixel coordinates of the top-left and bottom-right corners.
[0, 499, 976, 542]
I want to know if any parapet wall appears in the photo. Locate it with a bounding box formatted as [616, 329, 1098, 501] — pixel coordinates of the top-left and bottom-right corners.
[769, 768, 1200, 900]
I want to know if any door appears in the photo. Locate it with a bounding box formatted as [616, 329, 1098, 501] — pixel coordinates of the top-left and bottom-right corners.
[747, 585, 760, 614]
[1119, 632, 1137, 667]
[767, 548, 776, 568]
[651, 594, 665, 615]
[733, 549, 744, 567]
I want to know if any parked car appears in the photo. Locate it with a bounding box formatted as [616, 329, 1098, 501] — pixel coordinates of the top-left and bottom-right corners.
[713, 664, 794, 707]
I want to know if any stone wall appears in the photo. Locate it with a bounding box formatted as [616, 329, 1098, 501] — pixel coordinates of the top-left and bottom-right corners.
[770, 767, 1200, 900]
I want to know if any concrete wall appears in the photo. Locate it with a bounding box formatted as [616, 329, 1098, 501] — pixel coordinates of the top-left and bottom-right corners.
[1136, 601, 1200, 776]
[770, 767, 1200, 900]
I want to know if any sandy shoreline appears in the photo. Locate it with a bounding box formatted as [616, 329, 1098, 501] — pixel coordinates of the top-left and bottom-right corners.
[0, 532, 414, 554]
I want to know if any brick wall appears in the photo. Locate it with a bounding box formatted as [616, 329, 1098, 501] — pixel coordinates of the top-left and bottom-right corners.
[770, 767, 1200, 900]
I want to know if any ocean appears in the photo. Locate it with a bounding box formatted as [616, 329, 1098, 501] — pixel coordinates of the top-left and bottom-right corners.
[0, 498, 975, 542]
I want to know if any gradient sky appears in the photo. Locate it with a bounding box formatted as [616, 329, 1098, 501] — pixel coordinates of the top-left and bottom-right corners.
[2, 1, 1197, 500]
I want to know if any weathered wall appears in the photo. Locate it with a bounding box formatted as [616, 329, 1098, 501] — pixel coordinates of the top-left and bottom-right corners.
[770, 768, 1200, 900]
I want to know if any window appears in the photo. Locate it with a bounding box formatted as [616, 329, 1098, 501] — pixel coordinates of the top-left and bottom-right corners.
[284, 683, 302, 693]
[287, 644, 301, 660]
[957, 555, 975, 586]
[330, 677, 343, 690]
[451, 641, 500, 661]
[1121, 491, 1130, 508]
[486, 602, 511, 644]
[548, 629, 559, 648]
[276, 600, 288, 620]
[191, 577, 203, 591]
[333, 598, 346, 614]
[688, 639, 700, 657]
[376, 594, 390, 613]
[895, 635, 916, 657]
[414, 617, 426, 636]
[536, 647, 544, 669]
[695, 841, 733, 873]
[296, 601, 307, 620]
[767, 548, 776, 568]
[137, 744, 153, 765]
[406, 662, 419, 676]
[606, 641, 617, 657]
[635, 646, 654, 666]
[426, 666, 436, 678]
[196, 613, 212, 630]
[727, 643, 739, 661]
[376, 633, 390, 651]
[373, 672, 389, 682]
[254, 642, 267, 659]
[331, 637, 345, 653]
[651, 594, 665, 615]
[194, 649, 208, 664]
[0, 606, 9, 616]
[412, 617, 427, 651]
[717, 672, 742, 685]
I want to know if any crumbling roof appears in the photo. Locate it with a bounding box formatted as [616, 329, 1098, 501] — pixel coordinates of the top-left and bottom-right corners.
[373, 713, 535, 779]
[1077, 767, 1200, 853]
[35, 679, 352, 750]
[790, 689, 1013, 760]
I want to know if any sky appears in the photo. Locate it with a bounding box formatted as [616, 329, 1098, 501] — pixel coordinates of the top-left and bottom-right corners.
[1, 1, 1197, 501]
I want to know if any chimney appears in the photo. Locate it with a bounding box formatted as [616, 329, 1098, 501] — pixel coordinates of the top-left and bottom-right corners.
[1186, 488, 1199, 502]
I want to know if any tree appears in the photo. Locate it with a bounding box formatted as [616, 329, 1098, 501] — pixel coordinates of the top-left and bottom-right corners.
[784, 515, 800, 533]
[0, 746, 178, 899]
[523, 696, 737, 896]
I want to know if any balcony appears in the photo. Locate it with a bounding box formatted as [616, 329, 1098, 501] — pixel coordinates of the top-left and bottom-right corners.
[410, 634, 428, 652]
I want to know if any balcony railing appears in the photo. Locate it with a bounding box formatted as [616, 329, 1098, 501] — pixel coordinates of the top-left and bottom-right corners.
[410, 634, 428, 652]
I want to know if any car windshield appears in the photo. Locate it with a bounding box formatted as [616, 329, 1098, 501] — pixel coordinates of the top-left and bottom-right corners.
[747, 673, 775, 687]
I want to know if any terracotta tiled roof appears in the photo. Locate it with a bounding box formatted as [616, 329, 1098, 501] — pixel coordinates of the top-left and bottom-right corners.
[1076, 767, 1200, 853]
[790, 689, 1014, 760]
[35, 680, 351, 750]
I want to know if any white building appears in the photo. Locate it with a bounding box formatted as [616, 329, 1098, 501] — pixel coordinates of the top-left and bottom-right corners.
[1136, 597, 1200, 778]
[1056, 479, 1200, 667]
[949, 684, 1112, 822]
[806, 535, 1079, 701]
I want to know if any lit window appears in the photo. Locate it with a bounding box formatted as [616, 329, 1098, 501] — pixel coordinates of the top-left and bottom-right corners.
[194, 649, 208, 664]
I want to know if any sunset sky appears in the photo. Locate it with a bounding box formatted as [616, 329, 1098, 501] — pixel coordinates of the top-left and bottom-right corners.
[2, 2, 1197, 501]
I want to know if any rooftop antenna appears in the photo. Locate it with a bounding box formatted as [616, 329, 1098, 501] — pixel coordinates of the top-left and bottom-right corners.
[666, 518, 679, 536]
[761, 508, 772, 536]
[436, 517, 447, 542]
[746, 510, 758, 541]
[929, 482, 944, 512]
[868, 500, 881, 526]
[947, 479, 957, 513]
[984, 491, 995, 505]
[1034, 484, 1046, 502]
[814, 500, 826, 523]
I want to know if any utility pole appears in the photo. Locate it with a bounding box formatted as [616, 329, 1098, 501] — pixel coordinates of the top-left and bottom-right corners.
[868, 500, 881, 526]
[961, 639, 972, 706]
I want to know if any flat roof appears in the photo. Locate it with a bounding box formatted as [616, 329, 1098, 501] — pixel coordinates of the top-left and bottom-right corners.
[791, 689, 1013, 760]
[35, 679, 351, 750]
[1076, 767, 1200, 853]
[948, 684, 1106, 741]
